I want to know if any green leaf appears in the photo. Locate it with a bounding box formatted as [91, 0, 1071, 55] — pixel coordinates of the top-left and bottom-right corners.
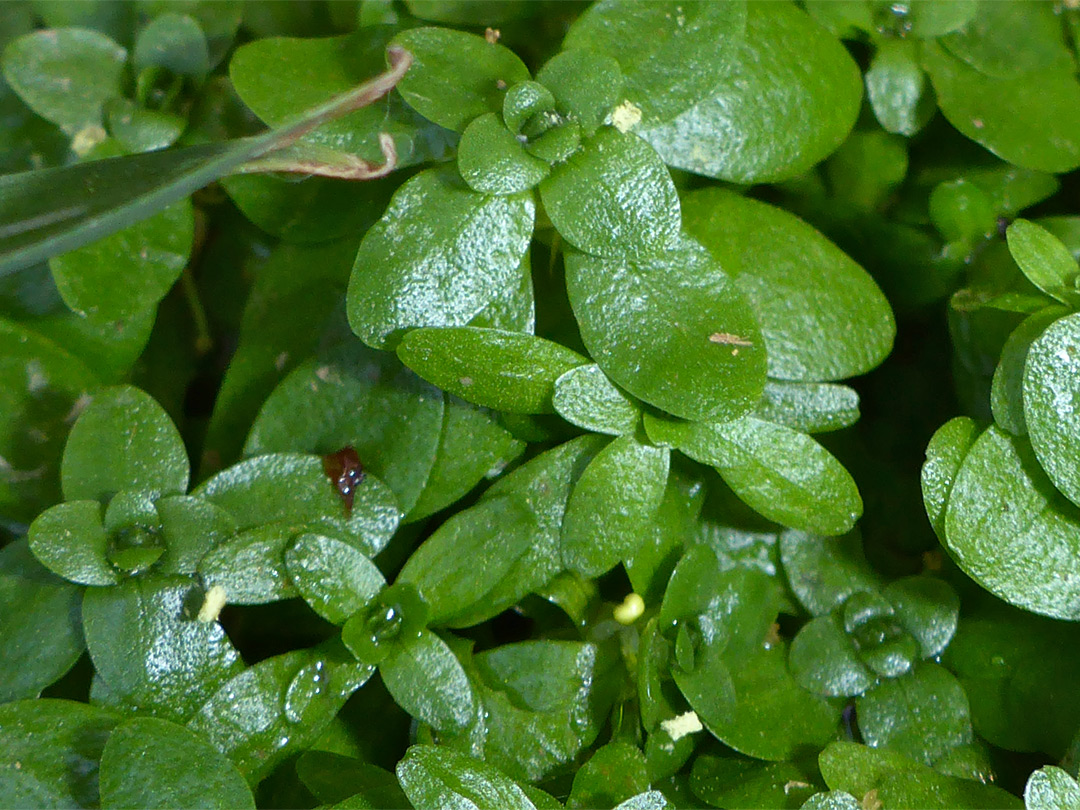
[193, 453, 400, 557]
[539, 128, 679, 258]
[779, 529, 879, 616]
[561, 435, 669, 576]
[347, 167, 534, 349]
[458, 113, 549, 195]
[0, 699, 119, 809]
[296, 752, 410, 808]
[396, 745, 537, 810]
[535, 49, 623, 136]
[49, 200, 193, 323]
[99, 717, 255, 810]
[502, 80, 556, 135]
[800, 792, 860, 810]
[865, 39, 934, 137]
[196, 524, 301, 605]
[1, 27, 126, 131]
[397, 493, 540, 626]
[61, 385, 189, 502]
[906, 0, 979, 38]
[380, 629, 476, 733]
[133, 12, 210, 79]
[755, 381, 860, 434]
[154, 495, 237, 575]
[944, 425, 1080, 620]
[284, 533, 385, 625]
[553, 363, 641, 436]
[1006, 220, 1080, 306]
[568, 741, 648, 810]
[856, 663, 973, 765]
[397, 327, 587, 414]
[0, 540, 84, 702]
[406, 395, 525, 522]
[229, 28, 451, 166]
[566, 234, 766, 422]
[648, 415, 862, 535]
[1026, 766, 1080, 810]
[82, 575, 244, 722]
[789, 611, 875, 698]
[0, 48, 410, 275]
[187, 648, 373, 784]
[923, 41, 1080, 174]
[390, 27, 530, 133]
[940, 0, 1072, 78]
[690, 755, 821, 810]
[106, 99, 186, 153]
[574, 1, 860, 183]
[921, 416, 980, 540]
[883, 576, 959, 659]
[992, 307, 1067, 435]
[682, 187, 895, 382]
[28, 499, 117, 585]
[244, 339, 444, 515]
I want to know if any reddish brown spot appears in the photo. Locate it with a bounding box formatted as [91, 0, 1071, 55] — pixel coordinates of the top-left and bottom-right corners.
[323, 446, 365, 516]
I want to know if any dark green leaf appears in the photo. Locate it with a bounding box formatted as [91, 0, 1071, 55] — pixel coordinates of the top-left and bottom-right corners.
[187, 648, 373, 784]
[682, 187, 895, 382]
[991, 307, 1066, 435]
[502, 81, 556, 135]
[154, 495, 238, 576]
[553, 363, 641, 436]
[800, 791, 860, 810]
[568, 741, 648, 810]
[133, 12, 209, 79]
[61, 385, 188, 502]
[82, 575, 244, 721]
[106, 100, 186, 153]
[380, 629, 476, 733]
[779, 529, 879, 616]
[921, 416, 980, 540]
[244, 339, 444, 515]
[0, 539, 84, 702]
[390, 27, 530, 132]
[197, 524, 300, 605]
[458, 113, 549, 195]
[1026, 766, 1080, 810]
[285, 533, 384, 625]
[856, 663, 973, 765]
[1006, 220, 1080, 306]
[347, 167, 534, 349]
[789, 611, 874, 698]
[689, 755, 821, 810]
[535, 49, 623, 136]
[945, 425, 1080, 619]
[0, 699, 118, 809]
[2, 27, 126, 131]
[28, 499, 117, 585]
[397, 327, 586, 414]
[566, 234, 766, 422]
[755, 381, 860, 434]
[561, 435, 669, 576]
[647, 415, 862, 536]
[540, 128, 679, 258]
[884, 576, 959, 659]
[99, 717, 254, 809]
[296, 751, 411, 808]
[940, 0, 1071, 78]
[396, 744, 537, 810]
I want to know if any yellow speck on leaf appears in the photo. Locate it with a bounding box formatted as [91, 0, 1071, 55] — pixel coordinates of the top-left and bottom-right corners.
[197, 585, 228, 623]
[70, 124, 107, 157]
[661, 711, 704, 741]
[485, 27, 501, 44]
[613, 592, 645, 625]
[610, 100, 642, 133]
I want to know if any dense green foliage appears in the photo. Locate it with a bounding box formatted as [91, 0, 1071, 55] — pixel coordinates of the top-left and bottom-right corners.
[3, 1, 1080, 808]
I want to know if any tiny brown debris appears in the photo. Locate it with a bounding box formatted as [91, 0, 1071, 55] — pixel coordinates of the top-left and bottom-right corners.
[323, 446, 366, 516]
[496, 78, 508, 90]
[862, 789, 883, 810]
[709, 332, 753, 347]
[459, 376, 474, 387]
[485, 27, 501, 44]
[922, 549, 943, 571]
[764, 621, 782, 649]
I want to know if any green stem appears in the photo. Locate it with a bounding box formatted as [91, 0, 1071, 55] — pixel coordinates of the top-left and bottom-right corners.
[180, 268, 212, 356]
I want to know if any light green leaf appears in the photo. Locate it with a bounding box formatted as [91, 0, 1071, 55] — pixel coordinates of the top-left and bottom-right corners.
[648, 415, 862, 536]
[99, 717, 255, 810]
[396, 745, 537, 810]
[682, 187, 895, 382]
[50, 200, 194, 323]
[755, 381, 860, 434]
[197, 524, 300, 605]
[285, 533, 385, 625]
[568, 741, 648, 810]
[991, 307, 1066, 435]
[940, 0, 1072, 78]
[458, 113, 549, 195]
[789, 611, 875, 698]
[856, 663, 973, 765]
[1006, 220, 1080, 307]
[380, 629, 476, 733]
[82, 575, 244, 722]
[801, 792, 860, 810]
[1024, 312, 1080, 509]
[390, 27, 530, 133]
[28, 499, 117, 585]
[539, 128, 679, 258]
[397, 327, 587, 414]
[906, 0, 978, 38]
[566, 234, 766, 422]
[61, 385, 189, 502]
[347, 167, 534, 349]
[106, 100, 186, 153]
[944, 425, 1080, 620]
[553, 363, 641, 435]
[0, 699, 118, 809]
[866, 39, 934, 137]
[0, 540, 84, 702]
[136, 0, 241, 67]
[243, 339, 445, 515]
[133, 12, 209, 79]
[1026, 766, 1080, 810]
[2, 27, 126, 131]
[561, 435, 669, 576]
[921, 416, 980, 540]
